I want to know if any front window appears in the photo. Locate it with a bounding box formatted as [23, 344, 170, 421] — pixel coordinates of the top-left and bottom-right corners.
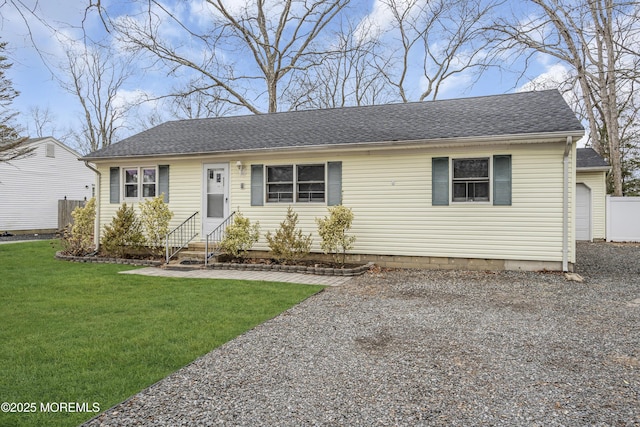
[266, 164, 325, 203]
[297, 164, 325, 202]
[452, 158, 489, 202]
[124, 168, 139, 198]
[267, 166, 294, 202]
[142, 168, 157, 197]
[124, 167, 157, 199]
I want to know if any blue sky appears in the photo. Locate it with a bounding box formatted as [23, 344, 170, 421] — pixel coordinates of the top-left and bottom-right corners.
[2, 0, 567, 147]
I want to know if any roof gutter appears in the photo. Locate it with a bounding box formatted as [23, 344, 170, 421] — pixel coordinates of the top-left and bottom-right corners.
[83, 161, 101, 254]
[576, 166, 611, 172]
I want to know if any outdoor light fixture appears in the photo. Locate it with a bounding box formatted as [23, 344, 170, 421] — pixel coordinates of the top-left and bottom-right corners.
[236, 160, 245, 175]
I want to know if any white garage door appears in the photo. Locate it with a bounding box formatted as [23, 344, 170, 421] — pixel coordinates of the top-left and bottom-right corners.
[576, 183, 591, 241]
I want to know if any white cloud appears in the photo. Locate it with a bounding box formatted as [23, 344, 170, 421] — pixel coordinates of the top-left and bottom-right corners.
[518, 61, 571, 92]
[354, 0, 426, 43]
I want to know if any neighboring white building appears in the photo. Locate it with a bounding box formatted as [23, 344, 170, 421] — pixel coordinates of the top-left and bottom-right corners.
[0, 137, 95, 233]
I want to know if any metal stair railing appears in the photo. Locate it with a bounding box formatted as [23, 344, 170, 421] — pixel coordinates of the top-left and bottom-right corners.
[205, 211, 236, 266]
[165, 211, 199, 264]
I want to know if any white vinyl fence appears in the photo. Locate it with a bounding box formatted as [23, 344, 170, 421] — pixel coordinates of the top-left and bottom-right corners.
[606, 196, 640, 242]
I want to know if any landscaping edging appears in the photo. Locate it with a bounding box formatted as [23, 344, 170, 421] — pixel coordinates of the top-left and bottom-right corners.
[55, 251, 372, 276]
[55, 251, 163, 267]
[202, 261, 375, 276]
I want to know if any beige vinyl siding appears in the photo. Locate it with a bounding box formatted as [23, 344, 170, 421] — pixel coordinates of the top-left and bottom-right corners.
[235, 142, 574, 263]
[97, 158, 205, 235]
[576, 170, 607, 240]
[95, 139, 575, 264]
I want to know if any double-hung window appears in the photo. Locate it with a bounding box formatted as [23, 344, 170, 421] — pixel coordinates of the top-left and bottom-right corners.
[267, 166, 294, 202]
[432, 155, 511, 206]
[123, 167, 157, 199]
[452, 158, 490, 202]
[266, 164, 325, 203]
[297, 165, 325, 202]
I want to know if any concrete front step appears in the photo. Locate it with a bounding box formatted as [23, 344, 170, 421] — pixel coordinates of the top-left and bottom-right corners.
[188, 242, 207, 250]
[177, 250, 206, 260]
[165, 260, 204, 271]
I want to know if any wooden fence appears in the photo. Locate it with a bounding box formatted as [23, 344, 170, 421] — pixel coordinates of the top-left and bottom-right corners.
[58, 199, 86, 230]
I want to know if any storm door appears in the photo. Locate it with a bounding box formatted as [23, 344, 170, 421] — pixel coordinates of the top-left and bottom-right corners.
[202, 163, 229, 237]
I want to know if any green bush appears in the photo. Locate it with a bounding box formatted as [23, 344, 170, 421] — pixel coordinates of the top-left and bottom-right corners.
[266, 206, 312, 264]
[61, 198, 96, 256]
[316, 205, 356, 266]
[139, 194, 174, 256]
[101, 203, 145, 258]
[218, 212, 260, 260]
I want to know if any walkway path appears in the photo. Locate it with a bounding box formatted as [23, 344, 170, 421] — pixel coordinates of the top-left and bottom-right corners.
[120, 267, 353, 286]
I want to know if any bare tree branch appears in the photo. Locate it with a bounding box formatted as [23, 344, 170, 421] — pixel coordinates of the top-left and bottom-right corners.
[490, 0, 640, 196]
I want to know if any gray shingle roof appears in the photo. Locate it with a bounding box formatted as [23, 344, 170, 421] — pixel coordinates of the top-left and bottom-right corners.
[83, 90, 584, 160]
[577, 147, 609, 170]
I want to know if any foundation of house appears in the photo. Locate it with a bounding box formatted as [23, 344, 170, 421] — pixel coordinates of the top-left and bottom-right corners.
[245, 251, 574, 272]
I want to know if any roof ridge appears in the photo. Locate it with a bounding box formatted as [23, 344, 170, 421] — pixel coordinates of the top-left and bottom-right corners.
[162, 90, 561, 124]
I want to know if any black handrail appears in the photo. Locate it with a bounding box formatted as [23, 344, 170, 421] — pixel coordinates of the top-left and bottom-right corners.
[165, 212, 199, 263]
[205, 211, 236, 266]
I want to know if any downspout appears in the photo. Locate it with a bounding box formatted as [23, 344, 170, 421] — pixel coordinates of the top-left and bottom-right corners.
[84, 161, 101, 254]
[562, 136, 573, 272]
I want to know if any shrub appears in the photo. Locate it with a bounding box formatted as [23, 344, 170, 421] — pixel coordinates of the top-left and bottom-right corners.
[139, 194, 174, 256]
[61, 198, 96, 256]
[316, 205, 356, 266]
[218, 212, 260, 260]
[101, 203, 145, 258]
[266, 206, 312, 264]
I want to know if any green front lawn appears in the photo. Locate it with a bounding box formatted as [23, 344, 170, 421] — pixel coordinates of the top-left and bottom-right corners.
[0, 241, 323, 427]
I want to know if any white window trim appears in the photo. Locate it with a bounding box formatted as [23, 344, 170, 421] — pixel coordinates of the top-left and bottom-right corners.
[451, 157, 492, 204]
[265, 163, 327, 204]
[122, 166, 158, 200]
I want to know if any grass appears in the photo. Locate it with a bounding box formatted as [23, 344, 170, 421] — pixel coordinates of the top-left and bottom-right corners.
[0, 241, 323, 427]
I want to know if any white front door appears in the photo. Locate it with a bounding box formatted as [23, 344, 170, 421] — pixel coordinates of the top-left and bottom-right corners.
[202, 163, 229, 237]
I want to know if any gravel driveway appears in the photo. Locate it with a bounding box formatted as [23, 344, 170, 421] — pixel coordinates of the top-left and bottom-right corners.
[85, 242, 639, 426]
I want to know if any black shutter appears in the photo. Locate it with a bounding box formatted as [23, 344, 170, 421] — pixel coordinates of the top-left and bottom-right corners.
[109, 167, 120, 204]
[493, 155, 512, 206]
[158, 165, 170, 203]
[432, 157, 449, 206]
[327, 161, 342, 206]
[251, 164, 264, 206]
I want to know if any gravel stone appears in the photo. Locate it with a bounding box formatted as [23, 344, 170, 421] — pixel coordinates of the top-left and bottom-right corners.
[84, 242, 640, 426]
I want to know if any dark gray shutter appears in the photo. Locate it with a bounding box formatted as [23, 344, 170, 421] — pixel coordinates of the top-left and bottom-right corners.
[493, 155, 512, 206]
[432, 157, 449, 206]
[251, 164, 264, 206]
[158, 165, 170, 203]
[327, 161, 342, 206]
[109, 167, 120, 204]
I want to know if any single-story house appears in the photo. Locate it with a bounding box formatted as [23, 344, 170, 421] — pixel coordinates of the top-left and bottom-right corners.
[0, 137, 95, 234]
[82, 90, 586, 271]
[576, 148, 610, 241]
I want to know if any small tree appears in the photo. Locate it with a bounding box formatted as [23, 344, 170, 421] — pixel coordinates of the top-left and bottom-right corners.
[101, 203, 145, 258]
[316, 205, 356, 266]
[0, 39, 32, 162]
[139, 194, 174, 256]
[61, 198, 96, 256]
[218, 212, 260, 260]
[266, 206, 313, 264]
